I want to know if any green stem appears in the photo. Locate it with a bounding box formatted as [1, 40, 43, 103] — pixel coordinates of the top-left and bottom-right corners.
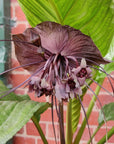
[73, 78, 104, 144]
[87, 125, 101, 144]
[97, 127, 114, 144]
[66, 99, 72, 144]
[32, 115, 48, 144]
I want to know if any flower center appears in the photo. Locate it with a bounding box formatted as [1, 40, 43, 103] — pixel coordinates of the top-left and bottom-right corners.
[68, 79, 76, 90]
[41, 88, 53, 96]
[77, 68, 87, 78]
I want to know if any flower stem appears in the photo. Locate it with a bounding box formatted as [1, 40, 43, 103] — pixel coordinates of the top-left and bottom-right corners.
[97, 126, 114, 144]
[32, 115, 48, 144]
[66, 99, 72, 144]
[73, 78, 104, 144]
[59, 102, 65, 144]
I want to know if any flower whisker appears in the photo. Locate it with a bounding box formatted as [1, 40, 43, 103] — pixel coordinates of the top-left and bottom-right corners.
[0, 66, 44, 99]
[90, 78, 113, 97]
[85, 82, 108, 143]
[77, 94, 93, 144]
[88, 65, 114, 81]
[0, 61, 44, 76]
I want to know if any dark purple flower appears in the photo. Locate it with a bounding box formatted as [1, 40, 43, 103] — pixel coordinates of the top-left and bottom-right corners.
[12, 21, 109, 102]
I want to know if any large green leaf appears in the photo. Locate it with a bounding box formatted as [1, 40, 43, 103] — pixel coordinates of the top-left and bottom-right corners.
[98, 102, 114, 126]
[18, 0, 114, 57]
[71, 98, 81, 133]
[0, 81, 50, 144]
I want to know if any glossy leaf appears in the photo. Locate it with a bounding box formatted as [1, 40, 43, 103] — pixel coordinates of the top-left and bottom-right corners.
[98, 103, 114, 126]
[18, 0, 114, 57]
[96, 36, 114, 79]
[0, 81, 50, 144]
[71, 98, 81, 133]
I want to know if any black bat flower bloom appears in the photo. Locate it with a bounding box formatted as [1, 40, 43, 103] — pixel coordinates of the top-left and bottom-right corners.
[12, 21, 109, 102]
[0, 21, 113, 144]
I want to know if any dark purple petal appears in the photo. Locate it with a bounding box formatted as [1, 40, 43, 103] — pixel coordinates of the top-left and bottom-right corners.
[35, 21, 68, 54]
[12, 29, 46, 73]
[60, 25, 109, 65]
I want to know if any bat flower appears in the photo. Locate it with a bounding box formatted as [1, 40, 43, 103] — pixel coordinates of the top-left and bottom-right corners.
[12, 21, 110, 102]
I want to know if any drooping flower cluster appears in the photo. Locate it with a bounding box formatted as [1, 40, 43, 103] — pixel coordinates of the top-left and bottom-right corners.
[12, 21, 109, 101]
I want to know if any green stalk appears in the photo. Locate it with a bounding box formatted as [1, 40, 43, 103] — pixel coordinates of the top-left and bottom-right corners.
[66, 99, 72, 144]
[32, 115, 48, 144]
[73, 78, 104, 144]
[97, 127, 114, 144]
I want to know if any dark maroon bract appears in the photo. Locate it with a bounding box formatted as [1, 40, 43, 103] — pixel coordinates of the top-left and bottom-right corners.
[12, 21, 109, 101]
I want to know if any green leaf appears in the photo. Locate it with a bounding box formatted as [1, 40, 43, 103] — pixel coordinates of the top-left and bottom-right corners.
[18, 0, 114, 57]
[71, 98, 81, 133]
[98, 103, 114, 126]
[0, 81, 50, 144]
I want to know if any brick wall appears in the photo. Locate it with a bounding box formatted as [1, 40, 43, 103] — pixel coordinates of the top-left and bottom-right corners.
[11, 0, 114, 144]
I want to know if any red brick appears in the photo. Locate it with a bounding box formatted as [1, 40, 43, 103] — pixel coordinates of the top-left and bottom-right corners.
[90, 82, 97, 91]
[40, 108, 58, 122]
[83, 94, 92, 107]
[88, 111, 99, 125]
[37, 139, 44, 144]
[9, 74, 30, 88]
[13, 136, 35, 144]
[106, 121, 114, 127]
[12, 24, 26, 34]
[17, 127, 24, 134]
[37, 139, 58, 144]
[108, 134, 114, 143]
[26, 122, 46, 136]
[15, 5, 27, 21]
[101, 77, 114, 93]
[95, 128, 113, 142]
[28, 92, 47, 102]
[11, 6, 14, 19]
[47, 123, 59, 138]
[96, 94, 114, 108]
[81, 127, 93, 141]
[11, 58, 25, 72]
[11, 0, 18, 2]
[15, 89, 26, 95]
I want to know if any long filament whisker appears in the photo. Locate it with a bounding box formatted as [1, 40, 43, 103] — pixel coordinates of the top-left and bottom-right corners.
[77, 94, 93, 144]
[85, 82, 108, 144]
[0, 66, 44, 99]
[0, 61, 44, 76]
[88, 65, 114, 81]
[89, 78, 113, 97]
[0, 39, 33, 45]
[51, 95, 57, 144]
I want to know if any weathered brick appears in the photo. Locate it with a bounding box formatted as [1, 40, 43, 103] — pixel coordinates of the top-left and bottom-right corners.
[88, 111, 99, 125]
[12, 24, 27, 34]
[9, 73, 30, 88]
[40, 108, 58, 122]
[17, 127, 24, 134]
[15, 5, 26, 21]
[13, 136, 35, 144]
[26, 122, 46, 136]
[47, 123, 59, 138]
[11, 58, 25, 72]
[81, 127, 93, 141]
